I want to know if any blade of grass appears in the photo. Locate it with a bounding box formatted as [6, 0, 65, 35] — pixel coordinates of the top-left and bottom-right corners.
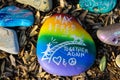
[99, 55, 106, 72]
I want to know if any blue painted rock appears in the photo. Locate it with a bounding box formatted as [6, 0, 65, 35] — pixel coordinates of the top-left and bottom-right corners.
[79, 0, 117, 13]
[0, 27, 19, 54]
[37, 13, 96, 76]
[0, 6, 34, 27]
[97, 23, 120, 46]
[16, 0, 52, 12]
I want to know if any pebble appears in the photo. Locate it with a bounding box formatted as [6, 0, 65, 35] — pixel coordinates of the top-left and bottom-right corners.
[0, 6, 34, 27]
[97, 23, 120, 46]
[115, 54, 120, 68]
[37, 13, 96, 76]
[79, 0, 117, 13]
[0, 27, 19, 54]
[16, 0, 52, 12]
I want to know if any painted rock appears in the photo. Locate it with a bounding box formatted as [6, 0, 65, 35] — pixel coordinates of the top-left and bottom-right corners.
[79, 0, 117, 13]
[16, 0, 52, 12]
[115, 54, 120, 68]
[37, 13, 96, 76]
[0, 27, 19, 54]
[0, 6, 34, 27]
[97, 23, 120, 46]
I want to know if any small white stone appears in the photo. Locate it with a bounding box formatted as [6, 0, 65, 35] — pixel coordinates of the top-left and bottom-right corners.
[115, 54, 120, 68]
[0, 27, 19, 54]
[16, 0, 52, 12]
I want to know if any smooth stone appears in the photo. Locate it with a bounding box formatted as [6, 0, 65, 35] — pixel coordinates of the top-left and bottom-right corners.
[37, 13, 96, 76]
[16, 0, 52, 12]
[115, 54, 120, 68]
[0, 27, 19, 54]
[0, 6, 34, 27]
[79, 0, 117, 13]
[97, 23, 120, 46]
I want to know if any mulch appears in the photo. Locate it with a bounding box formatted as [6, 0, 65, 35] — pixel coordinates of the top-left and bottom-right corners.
[0, 0, 120, 80]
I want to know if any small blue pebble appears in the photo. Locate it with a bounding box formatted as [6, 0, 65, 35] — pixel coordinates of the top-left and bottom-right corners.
[79, 0, 117, 13]
[0, 6, 34, 27]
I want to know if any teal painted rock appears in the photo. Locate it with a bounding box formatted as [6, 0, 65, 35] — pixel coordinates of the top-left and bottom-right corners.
[79, 0, 117, 13]
[37, 13, 96, 76]
[0, 27, 19, 54]
[0, 6, 34, 27]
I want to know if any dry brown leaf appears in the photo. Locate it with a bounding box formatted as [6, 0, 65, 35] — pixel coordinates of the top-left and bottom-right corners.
[72, 73, 86, 80]
[1, 60, 5, 74]
[28, 62, 36, 72]
[22, 57, 27, 64]
[29, 42, 36, 56]
[0, 53, 7, 59]
[30, 57, 36, 62]
[86, 14, 95, 19]
[17, 65, 27, 71]
[35, 11, 40, 23]
[17, 65, 28, 77]
[44, 74, 51, 79]
[41, 15, 51, 24]
[9, 55, 16, 67]
[60, 0, 65, 8]
[38, 66, 43, 73]
[86, 18, 95, 24]
[37, 72, 46, 78]
[4, 72, 13, 77]
[79, 10, 88, 21]
[30, 31, 38, 37]
[19, 30, 27, 47]
[30, 25, 38, 37]
[24, 51, 31, 62]
[18, 48, 25, 58]
[104, 15, 110, 26]
[63, 5, 72, 14]
[22, 68, 27, 77]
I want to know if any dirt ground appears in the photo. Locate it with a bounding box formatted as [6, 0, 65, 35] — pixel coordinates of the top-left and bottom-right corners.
[0, 0, 120, 80]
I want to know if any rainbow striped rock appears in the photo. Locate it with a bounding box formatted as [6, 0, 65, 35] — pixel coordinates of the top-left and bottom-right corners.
[37, 14, 96, 76]
[0, 6, 34, 27]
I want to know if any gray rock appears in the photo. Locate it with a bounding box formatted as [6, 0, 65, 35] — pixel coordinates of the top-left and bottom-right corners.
[0, 27, 19, 54]
[16, 0, 52, 12]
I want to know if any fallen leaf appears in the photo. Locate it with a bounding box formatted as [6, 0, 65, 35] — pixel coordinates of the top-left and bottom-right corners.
[9, 55, 16, 67]
[99, 55, 106, 72]
[1, 60, 5, 74]
[0, 52, 7, 59]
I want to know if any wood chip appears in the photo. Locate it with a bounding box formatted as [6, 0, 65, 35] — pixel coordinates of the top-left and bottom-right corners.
[28, 62, 36, 72]
[1, 60, 5, 74]
[0, 52, 7, 59]
[79, 10, 88, 21]
[9, 55, 16, 67]
[60, 0, 65, 8]
[37, 72, 46, 78]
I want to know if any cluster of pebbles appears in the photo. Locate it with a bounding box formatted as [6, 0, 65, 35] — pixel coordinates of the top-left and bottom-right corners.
[0, 0, 120, 80]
